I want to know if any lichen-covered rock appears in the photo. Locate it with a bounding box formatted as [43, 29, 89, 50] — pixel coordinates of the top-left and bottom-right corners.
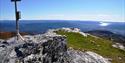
[42, 36, 69, 63]
[5, 36, 70, 63]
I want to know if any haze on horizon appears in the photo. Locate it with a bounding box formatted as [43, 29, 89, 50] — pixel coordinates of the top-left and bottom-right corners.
[0, 0, 125, 22]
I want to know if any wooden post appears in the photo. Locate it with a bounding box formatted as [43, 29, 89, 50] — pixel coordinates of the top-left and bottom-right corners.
[11, 0, 21, 40]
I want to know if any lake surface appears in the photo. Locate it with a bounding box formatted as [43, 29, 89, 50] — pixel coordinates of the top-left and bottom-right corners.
[0, 20, 125, 35]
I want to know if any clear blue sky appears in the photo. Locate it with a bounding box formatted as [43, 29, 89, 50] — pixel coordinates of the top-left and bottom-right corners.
[0, 0, 125, 22]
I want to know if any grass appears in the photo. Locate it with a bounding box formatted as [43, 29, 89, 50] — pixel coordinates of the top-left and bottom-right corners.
[56, 30, 125, 63]
[0, 32, 28, 39]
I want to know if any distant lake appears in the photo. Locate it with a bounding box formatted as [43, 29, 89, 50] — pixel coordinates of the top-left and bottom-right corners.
[0, 20, 125, 35]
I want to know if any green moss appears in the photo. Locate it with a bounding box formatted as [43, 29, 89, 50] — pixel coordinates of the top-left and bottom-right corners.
[56, 30, 125, 63]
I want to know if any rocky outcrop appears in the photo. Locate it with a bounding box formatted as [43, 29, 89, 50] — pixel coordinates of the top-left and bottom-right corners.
[112, 43, 125, 50]
[49, 28, 87, 37]
[61, 28, 87, 37]
[67, 48, 110, 63]
[0, 28, 110, 63]
[9, 36, 69, 63]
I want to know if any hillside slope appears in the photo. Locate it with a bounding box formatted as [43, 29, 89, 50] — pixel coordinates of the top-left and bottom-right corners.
[55, 28, 125, 63]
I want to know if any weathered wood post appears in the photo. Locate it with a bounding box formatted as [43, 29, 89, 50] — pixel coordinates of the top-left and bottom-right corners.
[11, 0, 21, 40]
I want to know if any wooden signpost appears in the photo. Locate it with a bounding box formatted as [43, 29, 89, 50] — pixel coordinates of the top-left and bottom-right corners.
[11, 0, 22, 40]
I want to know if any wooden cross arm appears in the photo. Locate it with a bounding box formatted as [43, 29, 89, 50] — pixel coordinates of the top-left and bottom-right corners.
[11, 0, 21, 2]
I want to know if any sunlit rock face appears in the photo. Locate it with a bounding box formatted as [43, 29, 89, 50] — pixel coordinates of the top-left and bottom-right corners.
[0, 28, 110, 63]
[13, 36, 69, 63]
[0, 35, 70, 63]
[68, 49, 110, 63]
[60, 28, 87, 37]
[41, 36, 69, 63]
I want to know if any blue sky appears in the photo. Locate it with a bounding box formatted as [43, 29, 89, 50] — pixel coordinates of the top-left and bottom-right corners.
[0, 0, 125, 22]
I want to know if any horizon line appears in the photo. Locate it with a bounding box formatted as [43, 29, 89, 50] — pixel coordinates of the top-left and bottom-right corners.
[0, 19, 125, 22]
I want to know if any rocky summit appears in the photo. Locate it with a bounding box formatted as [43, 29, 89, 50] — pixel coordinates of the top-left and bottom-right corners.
[0, 28, 110, 63]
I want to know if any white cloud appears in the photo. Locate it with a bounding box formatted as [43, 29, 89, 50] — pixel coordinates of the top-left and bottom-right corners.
[32, 14, 125, 22]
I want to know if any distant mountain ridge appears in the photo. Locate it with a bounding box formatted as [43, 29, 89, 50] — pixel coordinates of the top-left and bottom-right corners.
[86, 30, 125, 46]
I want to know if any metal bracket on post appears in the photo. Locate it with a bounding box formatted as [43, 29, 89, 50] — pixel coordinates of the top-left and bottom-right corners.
[16, 11, 21, 20]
